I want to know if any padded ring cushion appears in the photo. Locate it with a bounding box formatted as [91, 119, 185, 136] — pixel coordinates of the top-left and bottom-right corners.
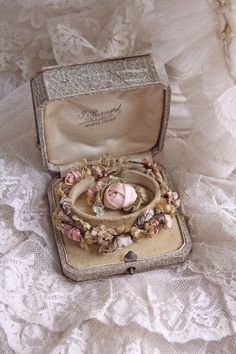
[69, 170, 160, 232]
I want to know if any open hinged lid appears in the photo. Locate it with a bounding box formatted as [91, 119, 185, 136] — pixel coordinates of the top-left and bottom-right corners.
[30, 54, 170, 174]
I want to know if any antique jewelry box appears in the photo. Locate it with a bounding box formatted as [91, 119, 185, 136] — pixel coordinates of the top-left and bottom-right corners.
[30, 54, 191, 281]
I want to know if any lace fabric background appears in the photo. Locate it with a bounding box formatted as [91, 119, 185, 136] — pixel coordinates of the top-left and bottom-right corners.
[0, 0, 236, 353]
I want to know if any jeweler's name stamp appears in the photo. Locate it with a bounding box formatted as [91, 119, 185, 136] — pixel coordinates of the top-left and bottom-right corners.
[77, 104, 122, 127]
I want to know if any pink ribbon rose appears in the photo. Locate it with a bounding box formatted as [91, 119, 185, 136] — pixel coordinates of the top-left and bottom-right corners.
[63, 227, 82, 241]
[64, 169, 81, 186]
[104, 183, 137, 210]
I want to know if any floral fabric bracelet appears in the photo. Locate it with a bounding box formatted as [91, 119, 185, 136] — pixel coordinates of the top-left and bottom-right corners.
[52, 156, 180, 254]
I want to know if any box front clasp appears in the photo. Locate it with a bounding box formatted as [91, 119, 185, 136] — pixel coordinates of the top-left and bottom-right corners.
[124, 250, 138, 275]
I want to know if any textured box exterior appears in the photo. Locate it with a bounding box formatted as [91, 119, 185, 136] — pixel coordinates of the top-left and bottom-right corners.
[30, 54, 191, 282]
[30, 55, 171, 173]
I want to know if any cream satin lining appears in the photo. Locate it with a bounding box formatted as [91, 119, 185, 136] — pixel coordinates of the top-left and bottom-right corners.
[44, 86, 164, 169]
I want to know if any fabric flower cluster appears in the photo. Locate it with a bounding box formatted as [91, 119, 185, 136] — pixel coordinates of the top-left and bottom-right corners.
[53, 156, 180, 254]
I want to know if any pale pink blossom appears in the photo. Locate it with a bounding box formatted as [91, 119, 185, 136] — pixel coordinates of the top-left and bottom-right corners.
[94, 181, 103, 191]
[63, 227, 82, 241]
[96, 171, 108, 179]
[64, 169, 81, 186]
[104, 183, 137, 210]
[87, 188, 95, 198]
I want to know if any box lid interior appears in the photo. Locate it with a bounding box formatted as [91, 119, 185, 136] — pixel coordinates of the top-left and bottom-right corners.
[31, 55, 170, 173]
